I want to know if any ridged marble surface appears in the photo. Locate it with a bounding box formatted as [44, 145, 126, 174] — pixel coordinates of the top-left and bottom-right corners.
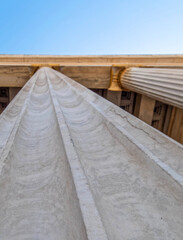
[121, 67, 183, 108]
[0, 67, 183, 240]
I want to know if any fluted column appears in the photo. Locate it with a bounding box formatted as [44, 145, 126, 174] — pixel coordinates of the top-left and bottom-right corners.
[0, 67, 183, 239]
[120, 67, 183, 108]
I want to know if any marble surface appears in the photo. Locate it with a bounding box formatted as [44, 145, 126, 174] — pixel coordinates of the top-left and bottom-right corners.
[0, 67, 183, 240]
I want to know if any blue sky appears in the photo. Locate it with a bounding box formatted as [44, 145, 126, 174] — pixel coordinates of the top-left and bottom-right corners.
[0, 0, 183, 55]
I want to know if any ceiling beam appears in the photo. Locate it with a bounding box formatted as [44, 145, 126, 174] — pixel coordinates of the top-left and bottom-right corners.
[1, 54, 183, 66]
